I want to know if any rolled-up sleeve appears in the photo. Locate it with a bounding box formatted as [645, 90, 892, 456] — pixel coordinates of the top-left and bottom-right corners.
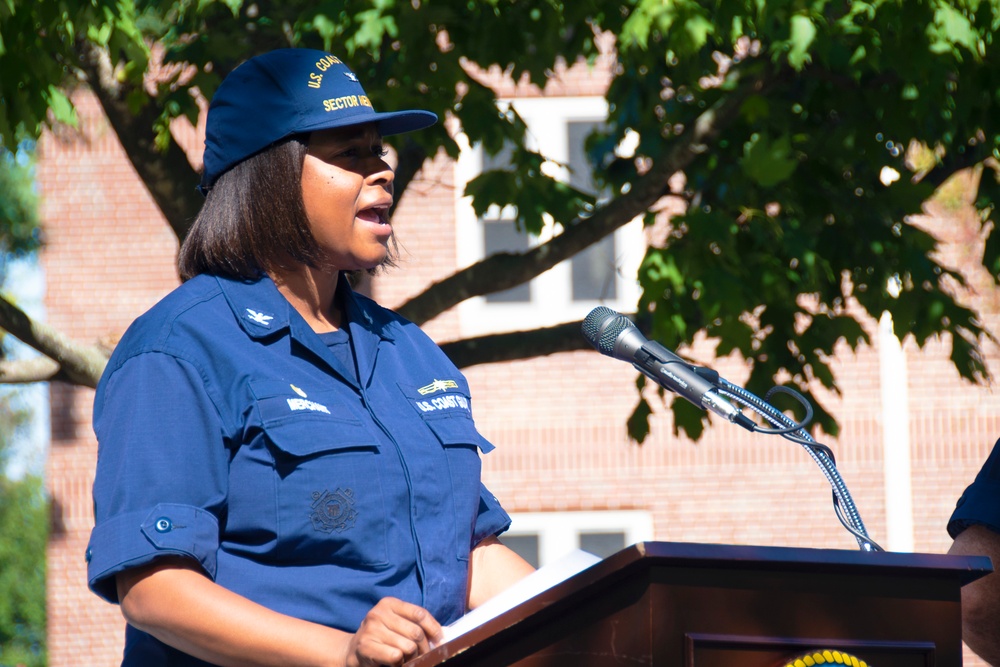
[87, 352, 229, 603]
[472, 483, 512, 547]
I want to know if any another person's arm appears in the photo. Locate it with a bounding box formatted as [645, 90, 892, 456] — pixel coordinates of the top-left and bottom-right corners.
[117, 557, 442, 667]
[948, 525, 1000, 666]
[466, 535, 536, 610]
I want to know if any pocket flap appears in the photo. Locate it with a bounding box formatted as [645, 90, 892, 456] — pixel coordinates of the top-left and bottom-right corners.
[424, 415, 495, 453]
[251, 380, 379, 457]
[263, 418, 381, 458]
[397, 381, 495, 453]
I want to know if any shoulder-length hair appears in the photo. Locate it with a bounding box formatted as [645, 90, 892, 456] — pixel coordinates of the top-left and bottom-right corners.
[179, 136, 318, 281]
[180, 134, 399, 282]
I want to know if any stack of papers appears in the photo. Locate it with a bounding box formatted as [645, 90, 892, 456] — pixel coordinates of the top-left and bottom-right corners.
[441, 549, 603, 643]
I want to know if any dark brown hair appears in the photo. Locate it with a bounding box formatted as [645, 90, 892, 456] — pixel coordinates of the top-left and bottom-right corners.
[179, 137, 318, 281]
[180, 133, 399, 282]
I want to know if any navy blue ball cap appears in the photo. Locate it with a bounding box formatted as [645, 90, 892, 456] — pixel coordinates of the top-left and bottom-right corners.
[200, 48, 438, 192]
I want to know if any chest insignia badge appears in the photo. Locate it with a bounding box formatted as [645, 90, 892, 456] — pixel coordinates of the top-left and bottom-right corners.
[290, 384, 308, 398]
[310, 488, 357, 533]
[417, 379, 459, 395]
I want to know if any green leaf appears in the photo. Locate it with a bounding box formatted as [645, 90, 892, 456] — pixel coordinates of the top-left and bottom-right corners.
[43, 86, 76, 127]
[621, 0, 668, 50]
[311, 13, 339, 50]
[221, 0, 245, 15]
[88, 22, 113, 45]
[788, 14, 816, 70]
[671, 397, 707, 440]
[626, 394, 653, 444]
[740, 95, 771, 124]
[983, 221, 1000, 283]
[682, 13, 713, 51]
[929, 4, 979, 57]
[741, 132, 798, 187]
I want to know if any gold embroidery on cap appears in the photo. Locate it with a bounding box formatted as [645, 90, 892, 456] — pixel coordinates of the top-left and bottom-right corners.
[322, 95, 373, 113]
[308, 55, 343, 88]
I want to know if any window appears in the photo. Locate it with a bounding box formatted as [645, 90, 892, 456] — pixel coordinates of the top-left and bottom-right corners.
[454, 97, 644, 336]
[499, 511, 654, 568]
[566, 119, 618, 303]
[483, 218, 532, 303]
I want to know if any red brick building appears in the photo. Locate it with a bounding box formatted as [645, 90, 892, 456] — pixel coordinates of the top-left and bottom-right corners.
[36, 67, 1000, 665]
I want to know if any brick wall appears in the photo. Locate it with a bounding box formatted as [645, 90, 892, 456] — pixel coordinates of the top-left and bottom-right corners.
[37, 91, 181, 664]
[36, 78, 1000, 667]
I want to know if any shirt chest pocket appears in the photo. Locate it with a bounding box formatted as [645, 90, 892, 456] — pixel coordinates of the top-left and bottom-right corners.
[247, 383, 390, 569]
[397, 382, 494, 559]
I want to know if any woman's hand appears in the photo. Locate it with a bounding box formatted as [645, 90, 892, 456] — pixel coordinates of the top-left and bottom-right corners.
[344, 597, 443, 667]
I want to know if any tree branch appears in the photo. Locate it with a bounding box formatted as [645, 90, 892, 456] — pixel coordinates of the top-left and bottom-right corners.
[0, 357, 63, 384]
[396, 75, 763, 325]
[0, 295, 108, 387]
[75, 41, 204, 241]
[391, 137, 428, 211]
[440, 319, 594, 368]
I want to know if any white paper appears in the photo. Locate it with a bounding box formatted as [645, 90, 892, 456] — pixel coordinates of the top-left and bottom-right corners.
[440, 549, 603, 643]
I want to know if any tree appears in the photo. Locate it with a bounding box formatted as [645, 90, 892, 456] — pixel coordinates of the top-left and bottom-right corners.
[0, 461, 48, 667]
[0, 149, 48, 667]
[2, 0, 999, 439]
[0, 385, 47, 667]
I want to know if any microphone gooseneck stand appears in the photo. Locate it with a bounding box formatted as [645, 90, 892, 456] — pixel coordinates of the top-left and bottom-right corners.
[582, 307, 883, 553]
[715, 380, 882, 552]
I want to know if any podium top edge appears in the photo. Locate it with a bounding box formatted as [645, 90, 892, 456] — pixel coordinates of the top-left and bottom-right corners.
[618, 541, 992, 583]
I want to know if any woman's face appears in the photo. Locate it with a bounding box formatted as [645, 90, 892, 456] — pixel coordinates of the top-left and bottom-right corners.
[301, 124, 395, 273]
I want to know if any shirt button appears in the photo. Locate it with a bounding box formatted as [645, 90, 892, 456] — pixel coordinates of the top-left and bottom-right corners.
[85, 547, 92, 563]
[154, 517, 173, 533]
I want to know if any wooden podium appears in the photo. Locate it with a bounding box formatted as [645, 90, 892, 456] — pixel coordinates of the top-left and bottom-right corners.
[409, 542, 992, 667]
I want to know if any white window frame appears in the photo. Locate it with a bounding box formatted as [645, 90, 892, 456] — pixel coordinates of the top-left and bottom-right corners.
[454, 96, 644, 336]
[504, 510, 655, 567]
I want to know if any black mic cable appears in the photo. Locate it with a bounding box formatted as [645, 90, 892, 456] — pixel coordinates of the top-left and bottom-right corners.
[581, 306, 881, 551]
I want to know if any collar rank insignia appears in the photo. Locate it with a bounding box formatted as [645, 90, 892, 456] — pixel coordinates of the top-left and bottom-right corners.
[245, 308, 273, 326]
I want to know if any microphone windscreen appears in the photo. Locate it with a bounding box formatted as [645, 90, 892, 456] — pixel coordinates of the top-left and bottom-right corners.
[582, 307, 630, 356]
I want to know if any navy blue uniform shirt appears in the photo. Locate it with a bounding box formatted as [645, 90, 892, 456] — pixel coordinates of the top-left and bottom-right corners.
[948, 437, 1000, 538]
[87, 273, 510, 665]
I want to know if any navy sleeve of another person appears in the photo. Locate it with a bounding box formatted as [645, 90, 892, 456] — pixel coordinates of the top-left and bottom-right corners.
[948, 438, 1000, 538]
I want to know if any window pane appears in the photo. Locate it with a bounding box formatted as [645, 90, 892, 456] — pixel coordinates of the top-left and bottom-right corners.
[480, 143, 531, 303]
[500, 534, 540, 569]
[571, 233, 617, 301]
[568, 121, 616, 302]
[578, 532, 626, 559]
[482, 141, 516, 173]
[567, 120, 601, 194]
[483, 219, 531, 303]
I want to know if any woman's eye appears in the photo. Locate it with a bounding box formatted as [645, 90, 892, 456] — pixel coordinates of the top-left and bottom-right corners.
[332, 146, 386, 159]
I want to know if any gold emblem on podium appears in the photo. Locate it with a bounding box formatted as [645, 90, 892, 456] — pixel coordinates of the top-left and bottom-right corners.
[782, 649, 869, 667]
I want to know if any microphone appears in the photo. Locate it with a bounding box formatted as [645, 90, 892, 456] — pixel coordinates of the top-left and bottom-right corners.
[582, 307, 755, 431]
